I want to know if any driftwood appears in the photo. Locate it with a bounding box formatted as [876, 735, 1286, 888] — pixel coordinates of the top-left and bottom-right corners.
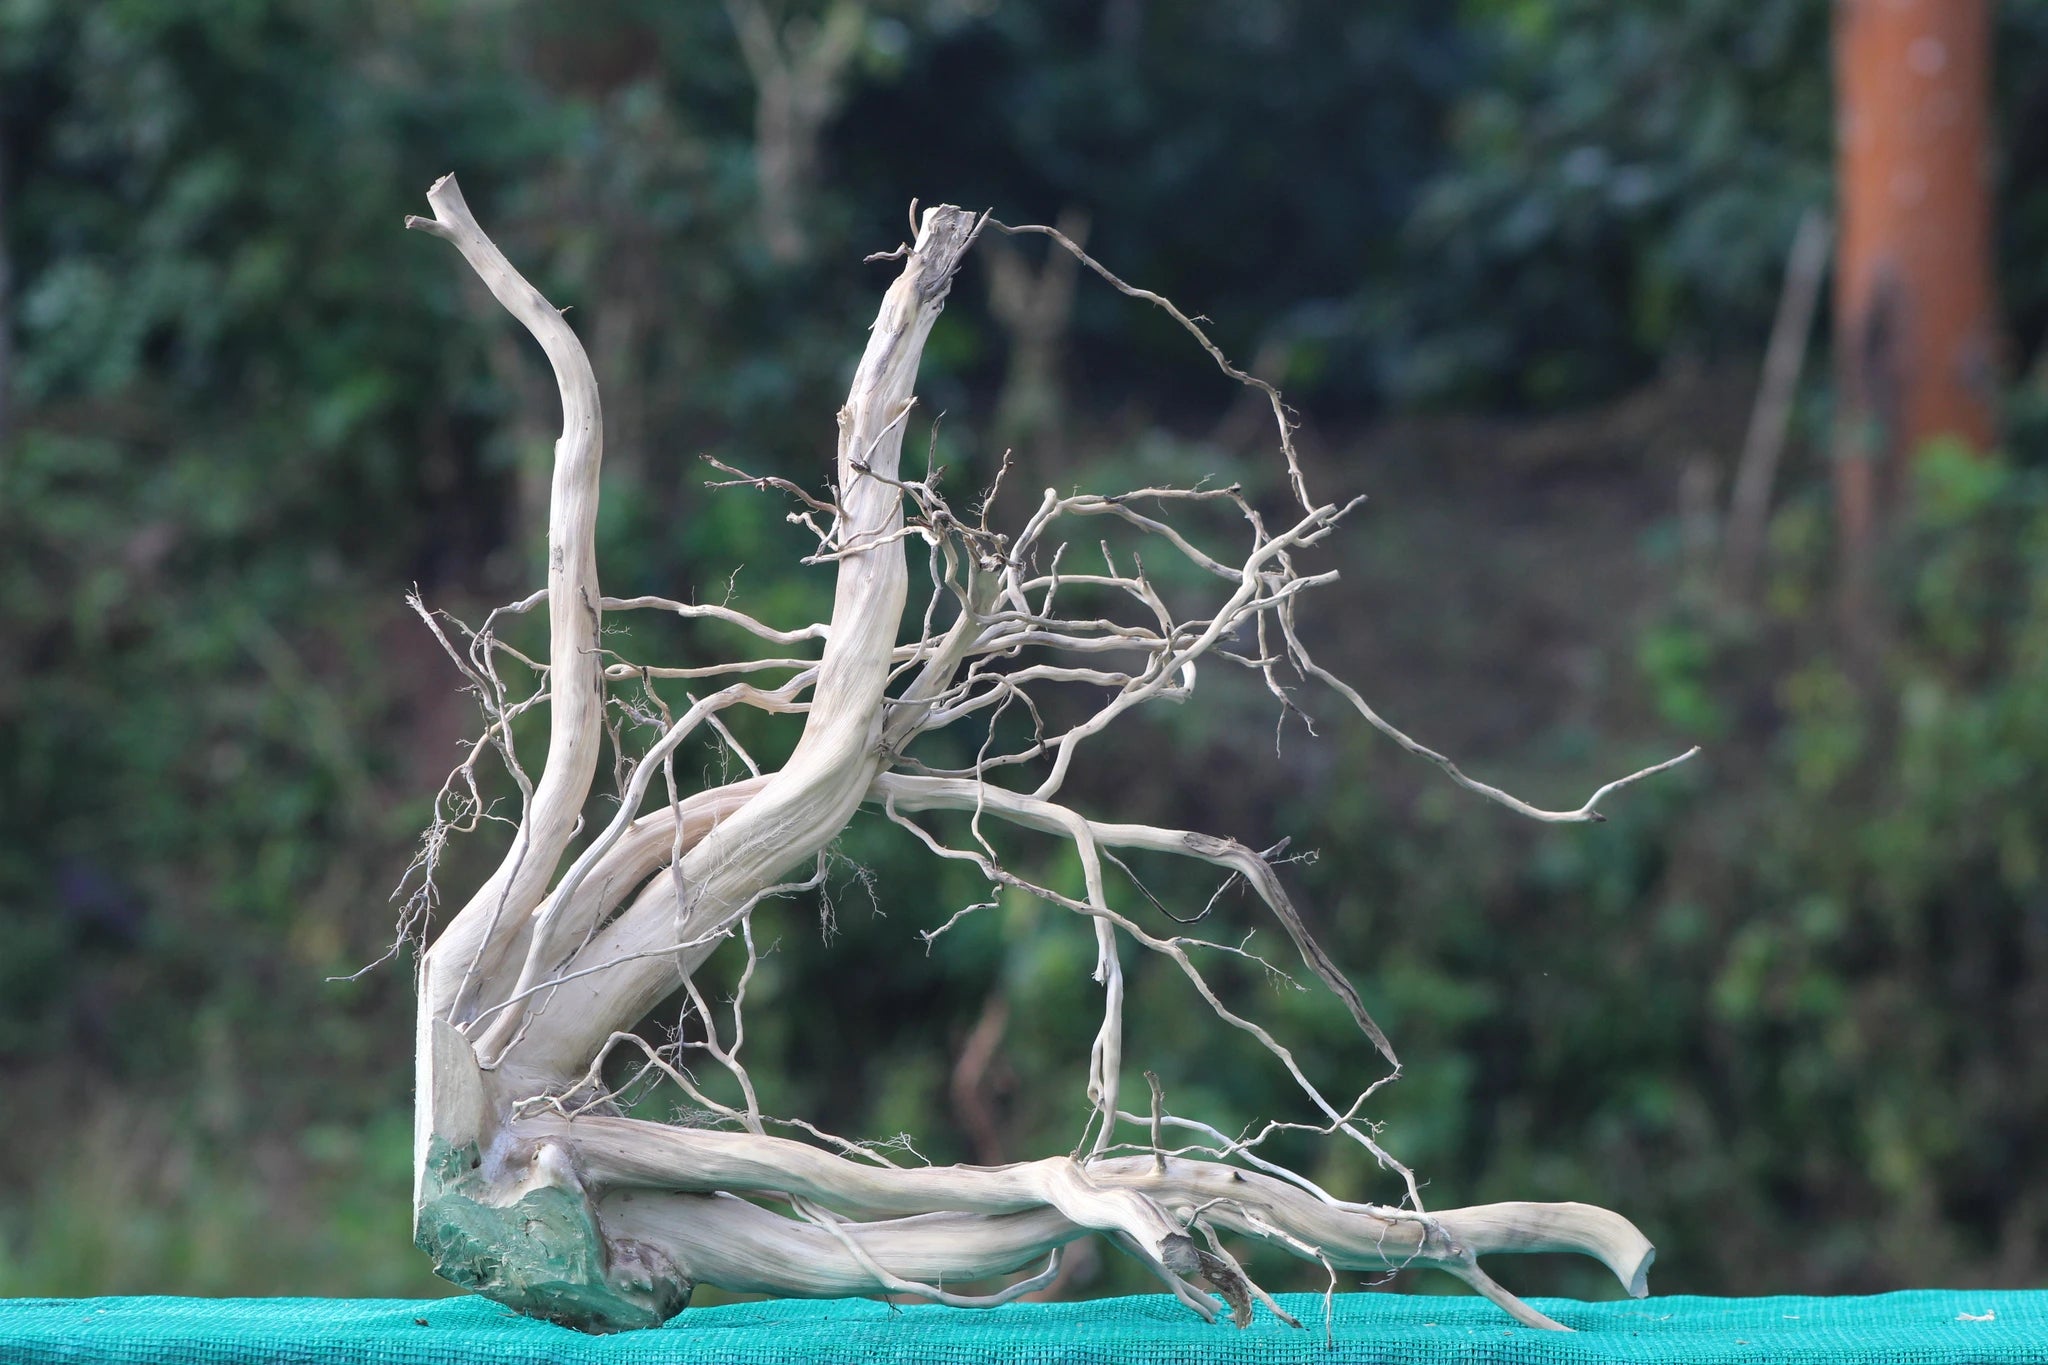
[397, 176, 1693, 1334]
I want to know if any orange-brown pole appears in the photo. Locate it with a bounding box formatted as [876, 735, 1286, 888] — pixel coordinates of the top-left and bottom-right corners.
[1832, 0, 1997, 571]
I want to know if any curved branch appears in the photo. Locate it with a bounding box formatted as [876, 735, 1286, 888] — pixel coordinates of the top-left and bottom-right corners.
[407, 175, 608, 1024]
[1278, 603, 1700, 824]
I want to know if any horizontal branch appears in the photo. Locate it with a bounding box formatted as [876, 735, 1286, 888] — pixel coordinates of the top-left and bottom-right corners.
[872, 772, 1394, 1064]
[536, 1111, 1649, 1328]
[601, 1192, 1080, 1302]
[601, 594, 831, 646]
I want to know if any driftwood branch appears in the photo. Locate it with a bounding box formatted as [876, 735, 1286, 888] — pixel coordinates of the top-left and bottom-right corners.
[397, 180, 1690, 1334]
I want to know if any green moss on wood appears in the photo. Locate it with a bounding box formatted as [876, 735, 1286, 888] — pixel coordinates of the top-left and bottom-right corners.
[416, 1135, 690, 1333]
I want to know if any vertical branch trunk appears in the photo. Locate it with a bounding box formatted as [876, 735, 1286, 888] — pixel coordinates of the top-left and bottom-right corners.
[1832, 0, 1997, 614]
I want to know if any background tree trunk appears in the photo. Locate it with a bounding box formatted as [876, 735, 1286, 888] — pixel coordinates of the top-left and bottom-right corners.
[1832, 0, 1998, 610]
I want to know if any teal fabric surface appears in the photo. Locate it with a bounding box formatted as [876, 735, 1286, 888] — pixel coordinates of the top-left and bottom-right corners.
[2, 1290, 2042, 1364]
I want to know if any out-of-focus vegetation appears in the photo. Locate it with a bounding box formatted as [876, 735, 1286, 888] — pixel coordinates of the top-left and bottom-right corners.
[3, 0, 2047, 1303]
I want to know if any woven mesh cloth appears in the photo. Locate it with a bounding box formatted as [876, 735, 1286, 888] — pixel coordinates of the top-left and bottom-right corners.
[3, 1290, 2042, 1364]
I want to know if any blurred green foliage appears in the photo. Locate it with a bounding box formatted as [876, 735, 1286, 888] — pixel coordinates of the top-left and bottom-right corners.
[1317, 444, 2048, 1295]
[1399, 0, 1833, 405]
[3, 0, 2048, 1306]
